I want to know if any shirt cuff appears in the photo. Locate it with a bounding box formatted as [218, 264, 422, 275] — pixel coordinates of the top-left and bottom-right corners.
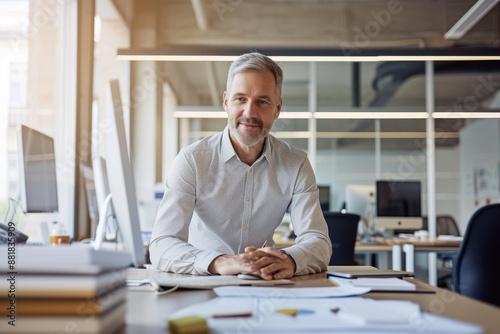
[280, 249, 297, 274]
[197, 250, 224, 275]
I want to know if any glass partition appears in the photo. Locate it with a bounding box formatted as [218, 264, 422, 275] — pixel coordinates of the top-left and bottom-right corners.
[167, 60, 500, 235]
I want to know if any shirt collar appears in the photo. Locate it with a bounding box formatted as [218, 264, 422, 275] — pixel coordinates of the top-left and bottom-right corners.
[221, 126, 272, 163]
[221, 126, 237, 162]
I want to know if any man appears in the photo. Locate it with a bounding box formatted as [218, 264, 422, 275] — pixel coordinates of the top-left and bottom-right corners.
[150, 52, 331, 280]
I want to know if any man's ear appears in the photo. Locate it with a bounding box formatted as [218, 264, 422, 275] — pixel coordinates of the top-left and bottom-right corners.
[274, 98, 282, 119]
[222, 91, 228, 111]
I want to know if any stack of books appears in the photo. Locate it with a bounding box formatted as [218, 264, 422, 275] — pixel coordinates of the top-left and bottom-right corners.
[0, 245, 132, 333]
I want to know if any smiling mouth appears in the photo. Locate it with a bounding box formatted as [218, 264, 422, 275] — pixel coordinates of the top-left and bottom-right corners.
[240, 122, 260, 129]
[237, 118, 262, 129]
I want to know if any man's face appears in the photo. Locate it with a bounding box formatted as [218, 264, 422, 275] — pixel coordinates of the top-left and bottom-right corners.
[223, 70, 282, 148]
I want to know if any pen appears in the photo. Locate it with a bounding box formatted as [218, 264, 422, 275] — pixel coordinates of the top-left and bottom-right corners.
[261, 240, 267, 248]
[213, 312, 253, 318]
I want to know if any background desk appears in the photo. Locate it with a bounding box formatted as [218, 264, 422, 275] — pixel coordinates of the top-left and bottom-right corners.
[275, 239, 393, 269]
[277, 238, 461, 286]
[354, 242, 393, 269]
[126, 269, 499, 334]
[384, 239, 461, 286]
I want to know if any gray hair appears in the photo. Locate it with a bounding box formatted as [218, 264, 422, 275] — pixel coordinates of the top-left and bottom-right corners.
[226, 52, 283, 101]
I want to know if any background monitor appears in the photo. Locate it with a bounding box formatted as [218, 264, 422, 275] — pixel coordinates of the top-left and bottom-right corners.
[376, 180, 423, 231]
[318, 185, 330, 212]
[17, 125, 58, 213]
[103, 79, 145, 267]
[345, 184, 375, 225]
[80, 163, 100, 238]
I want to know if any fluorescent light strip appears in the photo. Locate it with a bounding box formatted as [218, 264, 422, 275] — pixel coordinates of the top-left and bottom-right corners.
[117, 55, 237, 62]
[173, 111, 312, 119]
[173, 111, 226, 118]
[118, 54, 500, 62]
[314, 112, 429, 119]
[173, 110, 500, 119]
[432, 112, 500, 118]
[444, 0, 499, 39]
[279, 111, 312, 119]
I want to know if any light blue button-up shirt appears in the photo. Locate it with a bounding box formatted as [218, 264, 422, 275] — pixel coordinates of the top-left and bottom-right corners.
[150, 127, 332, 275]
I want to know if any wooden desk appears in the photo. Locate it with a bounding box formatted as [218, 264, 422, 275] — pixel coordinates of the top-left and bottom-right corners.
[354, 242, 393, 269]
[125, 270, 499, 333]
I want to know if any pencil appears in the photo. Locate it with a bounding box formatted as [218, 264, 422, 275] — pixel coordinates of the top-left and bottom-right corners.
[213, 312, 253, 318]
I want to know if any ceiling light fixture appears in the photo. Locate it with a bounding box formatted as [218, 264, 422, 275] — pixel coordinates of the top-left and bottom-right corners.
[314, 112, 429, 119]
[432, 112, 500, 118]
[444, 0, 499, 40]
[172, 111, 313, 119]
[117, 47, 500, 62]
[172, 110, 430, 119]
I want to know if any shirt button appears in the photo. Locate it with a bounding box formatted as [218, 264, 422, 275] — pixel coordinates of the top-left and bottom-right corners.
[245, 197, 251, 202]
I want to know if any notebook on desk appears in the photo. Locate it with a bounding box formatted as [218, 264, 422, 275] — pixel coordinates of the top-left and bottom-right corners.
[0, 244, 132, 274]
[149, 271, 294, 290]
[326, 266, 414, 279]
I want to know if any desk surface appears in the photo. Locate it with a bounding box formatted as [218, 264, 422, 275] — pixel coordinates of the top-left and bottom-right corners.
[126, 268, 499, 334]
[276, 238, 461, 250]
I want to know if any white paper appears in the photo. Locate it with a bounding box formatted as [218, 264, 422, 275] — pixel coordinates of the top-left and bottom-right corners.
[168, 296, 483, 333]
[214, 285, 370, 298]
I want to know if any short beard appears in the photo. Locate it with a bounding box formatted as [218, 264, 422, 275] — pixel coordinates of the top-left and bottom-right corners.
[229, 117, 269, 147]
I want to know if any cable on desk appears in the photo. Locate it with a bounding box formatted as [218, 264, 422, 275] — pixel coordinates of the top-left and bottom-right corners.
[149, 277, 179, 296]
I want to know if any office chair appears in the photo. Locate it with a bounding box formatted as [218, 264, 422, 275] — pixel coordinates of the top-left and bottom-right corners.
[436, 215, 460, 236]
[452, 203, 500, 307]
[434, 215, 461, 289]
[323, 212, 360, 266]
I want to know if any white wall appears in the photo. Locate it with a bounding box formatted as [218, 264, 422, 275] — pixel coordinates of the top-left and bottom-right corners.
[316, 145, 461, 226]
[459, 119, 500, 233]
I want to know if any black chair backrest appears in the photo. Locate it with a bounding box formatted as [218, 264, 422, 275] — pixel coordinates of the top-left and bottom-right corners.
[452, 203, 500, 307]
[323, 211, 360, 266]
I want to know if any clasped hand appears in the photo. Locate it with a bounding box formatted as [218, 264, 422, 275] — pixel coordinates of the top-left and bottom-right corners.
[208, 245, 295, 280]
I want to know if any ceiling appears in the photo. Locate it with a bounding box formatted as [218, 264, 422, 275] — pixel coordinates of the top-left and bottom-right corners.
[108, 0, 500, 147]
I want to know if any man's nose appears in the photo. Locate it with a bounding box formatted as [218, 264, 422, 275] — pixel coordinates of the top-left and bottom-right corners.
[242, 101, 257, 118]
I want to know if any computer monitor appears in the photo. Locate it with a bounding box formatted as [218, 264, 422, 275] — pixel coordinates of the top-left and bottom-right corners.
[375, 180, 423, 231]
[98, 79, 145, 267]
[17, 125, 58, 213]
[80, 163, 99, 237]
[318, 185, 330, 212]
